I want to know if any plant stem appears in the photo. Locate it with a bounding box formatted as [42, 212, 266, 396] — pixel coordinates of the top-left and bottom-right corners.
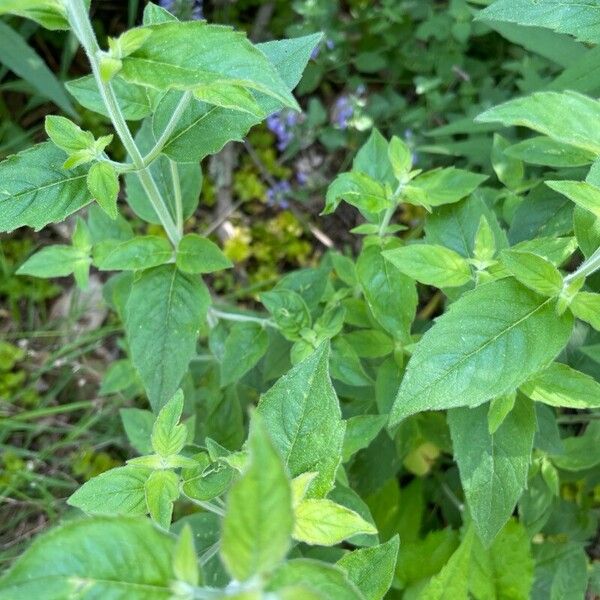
[209, 307, 276, 328]
[64, 0, 181, 246]
[170, 159, 184, 235]
[143, 91, 193, 165]
[564, 246, 600, 284]
[378, 181, 404, 237]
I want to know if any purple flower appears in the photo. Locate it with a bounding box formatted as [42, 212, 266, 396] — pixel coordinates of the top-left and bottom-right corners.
[326, 39, 335, 50]
[266, 180, 292, 209]
[333, 95, 353, 129]
[159, 0, 203, 20]
[267, 111, 299, 151]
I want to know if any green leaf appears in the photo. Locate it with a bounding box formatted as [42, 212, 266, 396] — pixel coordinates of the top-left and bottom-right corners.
[487, 392, 516, 435]
[551, 422, 600, 471]
[478, 0, 600, 44]
[388, 136, 413, 180]
[87, 162, 119, 219]
[172, 526, 200, 587]
[17, 245, 89, 279]
[570, 291, 600, 330]
[145, 469, 179, 529]
[499, 250, 563, 296]
[469, 519, 533, 600]
[353, 129, 395, 186]
[220, 323, 269, 387]
[504, 137, 594, 168]
[343, 415, 387, 462]
[193, 82, 263, 116]
[383, 244, 472, 288]
[448, 400, 536, 545]
[176, 234, 232, 274]
[410, 168, 487, 208]
[126, 119, 202, 224]
[120, 407, 155, 454]
[152, 34, 320, 162]
[293, 499, 377, 546]
[357, 242, 417, 344]
[125, 265, 210, 411]
[521, 362, 600, 409]
[0, 142, 91, 232]
[0, 22, 75, 116]
[181, 453, 234, 502]
[101, 359, 140, 396]
[337, 536, 399, 600]
[418, 528, 475, 600]
[67, 466, 150, 516]
[120, 22, 297, 110]
[260, 289, 311, 341]
[0, 0, 69, 30]
[546, 180, 600, 219]
[491, 133, 524, 190]
[220, 414, 293, 582]
[256, 344, 345, 498]
[324, 171, 390, 217]
[45, 115, 94, 155]
[94, 236, 173, 271]
[390, 278, 573, 424]
[0, 517, 176, 599]
[268, 560, 363, 600]
[66, 75, 158, 121]
[151, 389, 187, 457]
[476, 91, 600, 155]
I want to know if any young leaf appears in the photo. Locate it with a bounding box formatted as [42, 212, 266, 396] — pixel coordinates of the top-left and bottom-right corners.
[546, 180, 600, 219]
[388, 136, 412, 180]
[176, 234, 232, 274]
[491, 133, 524, 190]
[87, 162, 119, 219]
[337, 536, 400, 600]
[448, 400, 536, 545]
[0, 142, 91, 232]
[151, 389, 187, 457]
[0, 517, 176, 599]
[293, 499, 377, 546]
[499, 250, 563, 297]
[261, 289, 311, 340]
[125, 265, 210, 411]
[570, 291, 600, 330]
[94, 236, 173, 271]
[382, 243, 472, 288]
[67, 466, 151, 516]
[324, 171, 390, 217]
[476, 91, 600, 155]
[17, 245, 90, 279]
[145, 469, 180, 529]
[45, 115, 94, 155]
[181, 453, 234, 502]
[172, 525, 200, 587]
[220, 322, 269, 387]
[220, 414, 293, 582]
[390, 278, 573, 425]
[256, 344, 345, 498]
[353, 129, 395, 186]
[0, 0, 70, 30]
[473, 216, 497, 266]
[487, 392, 516, 435]
[356, 242, 417, 344]
[410, 168, 488, 208]
[520, 362, 600, 409]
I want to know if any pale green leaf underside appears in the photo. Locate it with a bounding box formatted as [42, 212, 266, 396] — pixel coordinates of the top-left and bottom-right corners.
[390, 278, 573, 425]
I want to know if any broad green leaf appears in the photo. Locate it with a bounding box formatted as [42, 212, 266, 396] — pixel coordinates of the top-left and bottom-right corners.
[505, 137, 594, 168]
[478, 0, 600, 44]
[256, 344, 345, 498]
[574, 206, 600, 258]
[181, 453, 234, 502]
[357, 242, 417, 344]
[511, 236, 578, 266]
[570, 291, 600, 330]
[126, 119, 202, 224]
[87, 162, 119, 219]
[17, 245, 89, 279]
[337, 536, 399, 600]
[383, 244, 472, 288]
[0, 22, 75, 116]
[343, 330, 393, 359]
[125, 265, 210, 411]
[152, 34, 320, 162]
[448, 400, 536, 545]
[220, 323, 269, 387]
[546, 180, 600, 219]
[66, 75, 158, 121]
[172, 526, 200, 587]
[410, 168, 487, 208]
[100, 359, 140, 396]
[120, 407, 154, 454]
[388, 136, 413, 180]
[473, 216, 496, 267]
[120, 22, 297, 110]
[353, 129, 395, 186]
[67, 466, 150, 516]
[291, 473, 318, 507]
[145, 469, 180, 528]
[0, 517, 175, 599]
[476, 91, 600, 155]
[0, 0, 69, 30]
[418, 528, 475, 600]
[220, 415, 293, 582]
[268, 560, 363, 600]
[293, 499, 377, 546]
[324, 171, 390, 217]
[469, 520, 533, 600]
[143, 2, 178, 24]
[491, 133, 524, 190]
[499, 250, 563, 296]
[521, 362, 600, 409]
[551, 421, 600, 472]
[176, 234, 232, 274]
[94, 236, 173, 271]
[193, 82, 263, 116]
[45, 115, 94, 155]
[487, 393, 516, 435]
[0, 142, 91, 232]
[390, 278, 573, 424]
[342, 415, 387, 462]
[151, 389, 187, 457]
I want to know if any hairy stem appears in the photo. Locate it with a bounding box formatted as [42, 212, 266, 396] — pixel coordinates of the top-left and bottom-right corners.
[64, 0, 181, 246]
[564, 246, 600, 284]
[209, 307, 275, 328]
[170, 160, 184, 235]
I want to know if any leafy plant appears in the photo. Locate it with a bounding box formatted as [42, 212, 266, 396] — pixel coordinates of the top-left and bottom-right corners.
[2, 0, 600, 598]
